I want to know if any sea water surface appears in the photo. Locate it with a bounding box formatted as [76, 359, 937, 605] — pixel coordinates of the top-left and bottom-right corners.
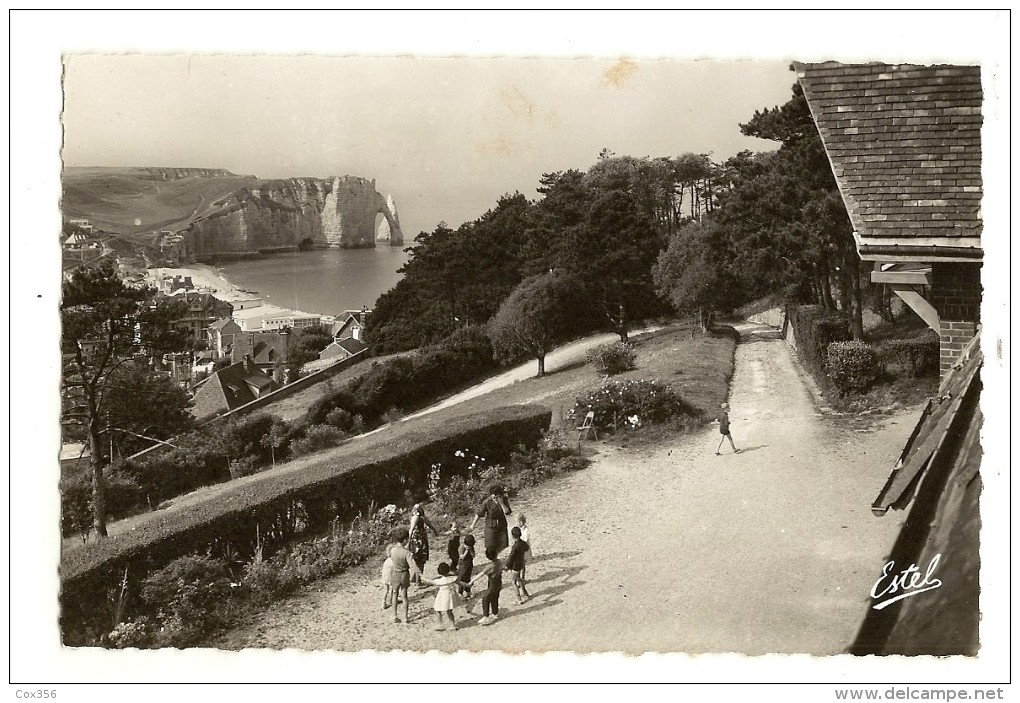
[216, 246, 409, 316]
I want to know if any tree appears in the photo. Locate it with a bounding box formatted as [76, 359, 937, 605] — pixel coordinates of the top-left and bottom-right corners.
[102, 361, 194, 456]
[566, 187, 664, 342]
[285, 324, 334, 372]
[653, 220, 735, 331]
[725, 82, 862, 337]
[487, 271, 584, 377]
[61, 261, 190, 537]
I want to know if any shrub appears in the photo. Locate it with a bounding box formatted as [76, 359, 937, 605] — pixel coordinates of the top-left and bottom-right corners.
[827, 340, 882, 394]
[60, 469, 145, 539]
[137, 555, 234, 646]
[874, 333, 939, 378]
[585, 341, 637, 376]
[568, 379, 698, 432]
[303, 326, 499, 430]
[289, 424, 347, 457]
[60, 474, 92, 539]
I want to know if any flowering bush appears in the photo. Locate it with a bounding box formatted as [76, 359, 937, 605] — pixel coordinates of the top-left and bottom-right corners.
[585, 341, 637, 376]
[568, 378, 698, 432]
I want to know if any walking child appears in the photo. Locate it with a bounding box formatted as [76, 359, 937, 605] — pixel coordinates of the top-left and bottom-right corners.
[470, 547, 504, 625]
[716, 402, 740, 455]
[506, 526, 531, 604]
[457, 534, 476, 613]
[421, 562, 471, 631]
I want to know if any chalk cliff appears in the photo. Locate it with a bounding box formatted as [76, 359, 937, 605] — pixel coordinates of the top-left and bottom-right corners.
[183, 176, 403, 260]
[61, 167, 404, 262]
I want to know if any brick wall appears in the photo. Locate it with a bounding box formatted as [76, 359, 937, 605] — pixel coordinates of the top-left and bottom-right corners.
[931, 263, 982, 377]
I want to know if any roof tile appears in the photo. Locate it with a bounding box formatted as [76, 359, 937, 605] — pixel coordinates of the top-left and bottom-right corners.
[796, 62, 982, 244]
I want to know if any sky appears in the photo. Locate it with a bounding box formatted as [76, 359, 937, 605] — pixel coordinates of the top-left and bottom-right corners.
[62, 55, 797, 237]
[11, 9, 1012, 688]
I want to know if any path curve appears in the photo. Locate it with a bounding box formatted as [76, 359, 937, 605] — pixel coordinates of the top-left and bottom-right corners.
[402, 324, 663, 422]
[212, 322, 913, 654]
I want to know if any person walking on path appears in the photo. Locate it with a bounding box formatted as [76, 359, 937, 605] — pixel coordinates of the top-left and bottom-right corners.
[469, 484, 512, 556]
[408, 503, 440, 587]
[715, 402, 740, 455]
[386, 528, 420, 624]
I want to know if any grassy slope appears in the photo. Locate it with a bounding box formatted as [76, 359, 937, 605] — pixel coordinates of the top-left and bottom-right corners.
[61, 167, 255, 235]
[448, 323, 736, 435]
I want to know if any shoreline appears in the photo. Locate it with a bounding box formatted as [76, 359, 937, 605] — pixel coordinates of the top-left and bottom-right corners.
[145, 264, 255, 304]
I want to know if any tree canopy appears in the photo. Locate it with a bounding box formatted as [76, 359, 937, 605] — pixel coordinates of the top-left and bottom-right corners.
[61, 261, 191, 536]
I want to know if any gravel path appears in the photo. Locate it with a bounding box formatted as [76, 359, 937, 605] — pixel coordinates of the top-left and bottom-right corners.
[211, 323, 913, 654]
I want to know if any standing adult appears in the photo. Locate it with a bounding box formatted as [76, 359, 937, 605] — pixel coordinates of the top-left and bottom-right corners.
[408, 502, 440, 586]
[469, 484, 512, 556]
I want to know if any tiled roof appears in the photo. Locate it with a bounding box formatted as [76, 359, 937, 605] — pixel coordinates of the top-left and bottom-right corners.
[794, 63, 982, 247]
[336, 337, 368, 355]
[190, 361, 278, 419]
[231, 331, 289, 365]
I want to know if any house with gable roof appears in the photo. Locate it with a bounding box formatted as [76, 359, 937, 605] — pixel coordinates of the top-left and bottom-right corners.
[795, 62, 982, 655]
[190, 356, 279, 421]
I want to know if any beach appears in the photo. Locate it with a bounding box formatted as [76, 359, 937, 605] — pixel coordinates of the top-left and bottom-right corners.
[145, 264, 258, 305]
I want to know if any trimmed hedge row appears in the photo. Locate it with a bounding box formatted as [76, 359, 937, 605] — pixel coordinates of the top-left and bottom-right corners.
[60, 403, 551, 640]
[874, 334, 940, 378]
[788, 305, 851, 384]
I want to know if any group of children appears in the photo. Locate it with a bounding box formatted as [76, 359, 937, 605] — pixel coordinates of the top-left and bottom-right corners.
[381, 513, 532, 630]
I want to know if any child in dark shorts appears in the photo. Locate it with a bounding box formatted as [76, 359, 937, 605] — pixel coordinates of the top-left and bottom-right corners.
[446, 522, 460, 571]
[506, 526, 531, 603]
[457, 534, 476, 613]
[471, 546, 504, 625]
[715, 402, 740, 455]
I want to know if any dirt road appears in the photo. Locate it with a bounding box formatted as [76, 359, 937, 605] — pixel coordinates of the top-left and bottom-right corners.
[213, 322, 913, 654]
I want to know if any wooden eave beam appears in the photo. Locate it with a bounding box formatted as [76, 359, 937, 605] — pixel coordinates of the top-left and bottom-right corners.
[872, 270, 933, 286]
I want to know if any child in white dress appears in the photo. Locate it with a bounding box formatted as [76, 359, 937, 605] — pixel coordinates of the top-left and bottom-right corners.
[422, 562, 470, 631]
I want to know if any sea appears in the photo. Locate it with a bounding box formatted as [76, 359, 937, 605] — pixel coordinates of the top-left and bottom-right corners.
[216, 246, 410, 316]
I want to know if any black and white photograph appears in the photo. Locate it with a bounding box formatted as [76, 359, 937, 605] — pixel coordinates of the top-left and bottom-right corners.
[8, 9, 1011, 695]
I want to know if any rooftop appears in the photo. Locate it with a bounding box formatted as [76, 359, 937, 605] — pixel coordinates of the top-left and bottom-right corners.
[795, 62, 982, 257]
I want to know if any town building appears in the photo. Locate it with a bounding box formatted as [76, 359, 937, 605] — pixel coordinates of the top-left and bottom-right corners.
[207, 318, 242, 359]
[318, 336, 368, 362]
[231, 330, 292, 376]
[329, 306, 370, 342]
[189, 356, 279, 421]
[166, 290, 234, 344]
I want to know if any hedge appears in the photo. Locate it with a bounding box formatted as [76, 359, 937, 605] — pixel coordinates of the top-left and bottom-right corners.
[59, 403, 551, 639]
[827, 341, 882, 394]
[788, 305, 851, 384]
[874, 334, 940, 378]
